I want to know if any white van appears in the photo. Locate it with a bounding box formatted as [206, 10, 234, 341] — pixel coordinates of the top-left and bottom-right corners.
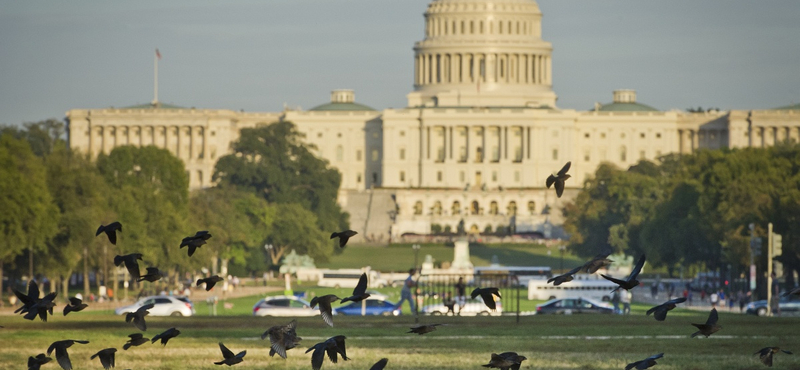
[527, 276, 618, 301]
[317, 269, 389, 289]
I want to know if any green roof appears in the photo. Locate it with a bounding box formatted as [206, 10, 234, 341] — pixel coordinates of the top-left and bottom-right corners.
[122, 102, 186, 110]
[772, 102, 800, 110]
[596, 102, 659, 112]
[309, 102, 376, 111]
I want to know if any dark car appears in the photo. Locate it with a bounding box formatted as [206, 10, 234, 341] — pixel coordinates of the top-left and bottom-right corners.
[746, 295, 800, 316]
[333, 296, 401, 316]
[535, 297, 614, 315]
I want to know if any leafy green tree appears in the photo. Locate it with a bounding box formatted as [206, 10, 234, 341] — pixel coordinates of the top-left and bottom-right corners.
[265, 203, 330, 265]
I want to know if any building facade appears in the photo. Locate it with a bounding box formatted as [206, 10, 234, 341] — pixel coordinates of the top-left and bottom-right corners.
[66, 0, 800, 240]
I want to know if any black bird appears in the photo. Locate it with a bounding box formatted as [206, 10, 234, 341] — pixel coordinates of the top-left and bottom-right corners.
[340, 273, 371, 303]
[546, 161, 571, 198]
[24, 292, 57, 322]
[582, 252, 614, 274]
[47, 340, 89, 370]
[137, 267, 163, 283]
[625, 353, 664, 370]
[151, 327, 181, 346]
[123, 333, 149, 350]
[310, 294, 340, 327]
[471, 287, 502, 311]
[180, 230, 212, 257]
[90, 348, 117, 370]
[408, 323, 443, 335]
[214, 342, 246, 366]
[755, 347, 792, 367]
[113, 253, 143, 280]
[125, 303, 154, 331]
[63, 297, 88, 316]
[262, 319, 301, 359]
[646, 297, 687, 321]
[547, 265, 583, 286]
[482, 352, 527, 370]
[369, 358, 389, 370]
[330, 230, 358, 248]
[14, 280, 41, 316]
[305, 335, 349, 370]
[197, 275, 224, 291]
[690, 308, 721, 338]
[96, 222, 123, 245]
[27, 353, 52, 370]
[601, 254, 646, 293]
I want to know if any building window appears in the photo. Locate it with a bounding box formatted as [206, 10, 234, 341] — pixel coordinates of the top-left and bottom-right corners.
[584, 150, 591, 162]
[400, 171, 405, 182]
[601, 132, 606, 139]
[489, 201, 499, 215]
[399, 148, 406, 160]
[452, 201, 461, 215]
[584, 133, 590, 138]
[437, 171, 443, 182]
[640, 133, 645, 139]
[211, 131, 216, 136]
[356, 150, 362, 161]
[357, 173, 362, 183]
[432, 201, 442, 215]
[620, 146, 627, 162]
[621, 133, 626, 139]
[336, 145, 343, 161]
[459, 146, 467, 162]
[656, 133, 662, 138]
[414, 201, 423, 215]
[514, 171, 520, 182]
[372, 150, 379, 161]
[471, 201, 480, 215]
[337, 133, 342, 138]
[400, 130, 405, 137]
[507, 201, 517, 216]
[317, 132, 323, 138]
[492, 171, 497, 182]
[552, 148, 558, 160]
[528, 201, 536, 215]
[372, 172, 378, 183]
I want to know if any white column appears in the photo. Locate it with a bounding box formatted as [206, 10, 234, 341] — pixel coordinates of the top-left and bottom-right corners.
[546, 56, 552, 85]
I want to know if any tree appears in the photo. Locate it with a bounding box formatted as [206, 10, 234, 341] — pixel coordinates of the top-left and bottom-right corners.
[265, 203, 330, 265]
[213, 121, 349, 233]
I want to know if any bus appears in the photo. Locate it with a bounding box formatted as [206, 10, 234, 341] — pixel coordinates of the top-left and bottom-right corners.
[316, 269, 389, 289]
[474, 266, 552, 287]
[527, 276, 619, 302]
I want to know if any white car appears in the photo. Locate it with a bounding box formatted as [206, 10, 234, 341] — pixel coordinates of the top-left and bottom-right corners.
[422, 297, 502, 316]
[115, 296, 195, 317]
[252, 295, 320, 317]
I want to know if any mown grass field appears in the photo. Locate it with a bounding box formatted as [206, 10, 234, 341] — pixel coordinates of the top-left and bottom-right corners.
[2, 308, 799, 370]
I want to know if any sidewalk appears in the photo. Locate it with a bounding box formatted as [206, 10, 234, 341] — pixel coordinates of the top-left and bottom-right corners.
[633, 291, 748, 314]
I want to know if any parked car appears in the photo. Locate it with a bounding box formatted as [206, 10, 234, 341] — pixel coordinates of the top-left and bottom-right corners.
[253, 295, 320, 317]
[535, 297, 613, 315]
[422, 297, 502, 316]
[746, 295, 800, 316]
[115, 295, 195, 317]
[333, 296, 401, 316]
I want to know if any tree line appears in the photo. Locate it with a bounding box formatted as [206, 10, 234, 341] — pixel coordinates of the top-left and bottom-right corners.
[563, 144, 800, 294]
[0, 119, 348, 304]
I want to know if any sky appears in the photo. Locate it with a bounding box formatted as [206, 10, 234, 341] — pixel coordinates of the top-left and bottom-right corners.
[1, 1, 799, 126]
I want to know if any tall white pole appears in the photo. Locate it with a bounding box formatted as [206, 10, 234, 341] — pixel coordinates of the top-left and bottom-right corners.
[153, 50, 159, 105]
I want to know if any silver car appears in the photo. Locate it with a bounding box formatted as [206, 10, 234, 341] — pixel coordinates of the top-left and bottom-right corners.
[252, 295, 320, 317]
[115, 295, 195, 317]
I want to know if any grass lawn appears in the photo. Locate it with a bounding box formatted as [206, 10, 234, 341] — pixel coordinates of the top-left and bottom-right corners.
[318, 243, 586, 273]
[2, 308, 799, 369]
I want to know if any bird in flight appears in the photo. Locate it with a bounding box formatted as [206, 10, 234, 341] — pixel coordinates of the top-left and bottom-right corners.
[330, 230, 358, 248]
[369, 358, 389, 370]
[601, 254, 646, 293]
[63, 297, 88, 316]
[126, 303, 154, 331]
[123, 333, 149, 350]
[96, 222, 122, 245]
[214, 342, 246, 366]
[305, 335, 349, 370]
[408, 323, 443, 335]
[24, 291, 57, 322]
[582, 252, 614, 274]
[197, 275, 224, 291]
[482, 352, 527, 370]
[114, 253, 143, 280]
[625, 353, 664, 370]
[472, 287, 502, 311]
[690, 308, 721, 338]
[546, 161, 571, 198]
[151, 327, 181, 346]
[13, 280, 42, 317]
[754, 347, 792, 367]
[137, 267, 163, 283]
[90, 348, 117, 370]
[262, 319, 302, 359]
[47, 339, 89, 370]
[340, 273, 371, 303]
[310, 295, 340, 327]
[27, 353, 52, 370]
[547, 265, 583, 286]
[180, 230, 211, 257]
[646, 297, 687, 321]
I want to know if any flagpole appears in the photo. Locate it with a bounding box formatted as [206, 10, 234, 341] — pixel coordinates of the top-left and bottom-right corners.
[153, 50, 159, 105]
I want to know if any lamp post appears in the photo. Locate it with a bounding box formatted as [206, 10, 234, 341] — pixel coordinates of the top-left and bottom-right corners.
[558, 245, 566, 273]
[412, 244, 421, 272]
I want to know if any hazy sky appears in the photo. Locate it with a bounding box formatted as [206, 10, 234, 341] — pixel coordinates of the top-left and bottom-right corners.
[1, 1, 799, 126]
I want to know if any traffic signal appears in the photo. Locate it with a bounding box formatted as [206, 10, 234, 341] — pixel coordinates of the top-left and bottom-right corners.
[772, 233, 783, 257]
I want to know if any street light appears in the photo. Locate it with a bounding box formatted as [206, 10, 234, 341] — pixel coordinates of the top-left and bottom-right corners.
[412, 244, 421, 272]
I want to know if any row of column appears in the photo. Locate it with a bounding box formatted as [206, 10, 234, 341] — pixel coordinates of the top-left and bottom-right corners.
[420, 125, 530, 163]
[426, 17, 536, 37]
[89, 125, 209, 162]
[748, 126, 800, 148]
[415, 52, 550, 86]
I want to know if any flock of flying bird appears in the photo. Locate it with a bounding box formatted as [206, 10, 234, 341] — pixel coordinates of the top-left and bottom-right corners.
[9, 161, 795, 369]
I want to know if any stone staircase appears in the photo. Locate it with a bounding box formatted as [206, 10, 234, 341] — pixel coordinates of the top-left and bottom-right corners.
[341, 188, 396, 243]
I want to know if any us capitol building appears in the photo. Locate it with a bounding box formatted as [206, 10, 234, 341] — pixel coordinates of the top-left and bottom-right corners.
[67, 0, 800, 241]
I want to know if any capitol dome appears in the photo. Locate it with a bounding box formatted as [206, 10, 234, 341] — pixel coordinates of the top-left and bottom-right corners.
[407, 0, 557, 108]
